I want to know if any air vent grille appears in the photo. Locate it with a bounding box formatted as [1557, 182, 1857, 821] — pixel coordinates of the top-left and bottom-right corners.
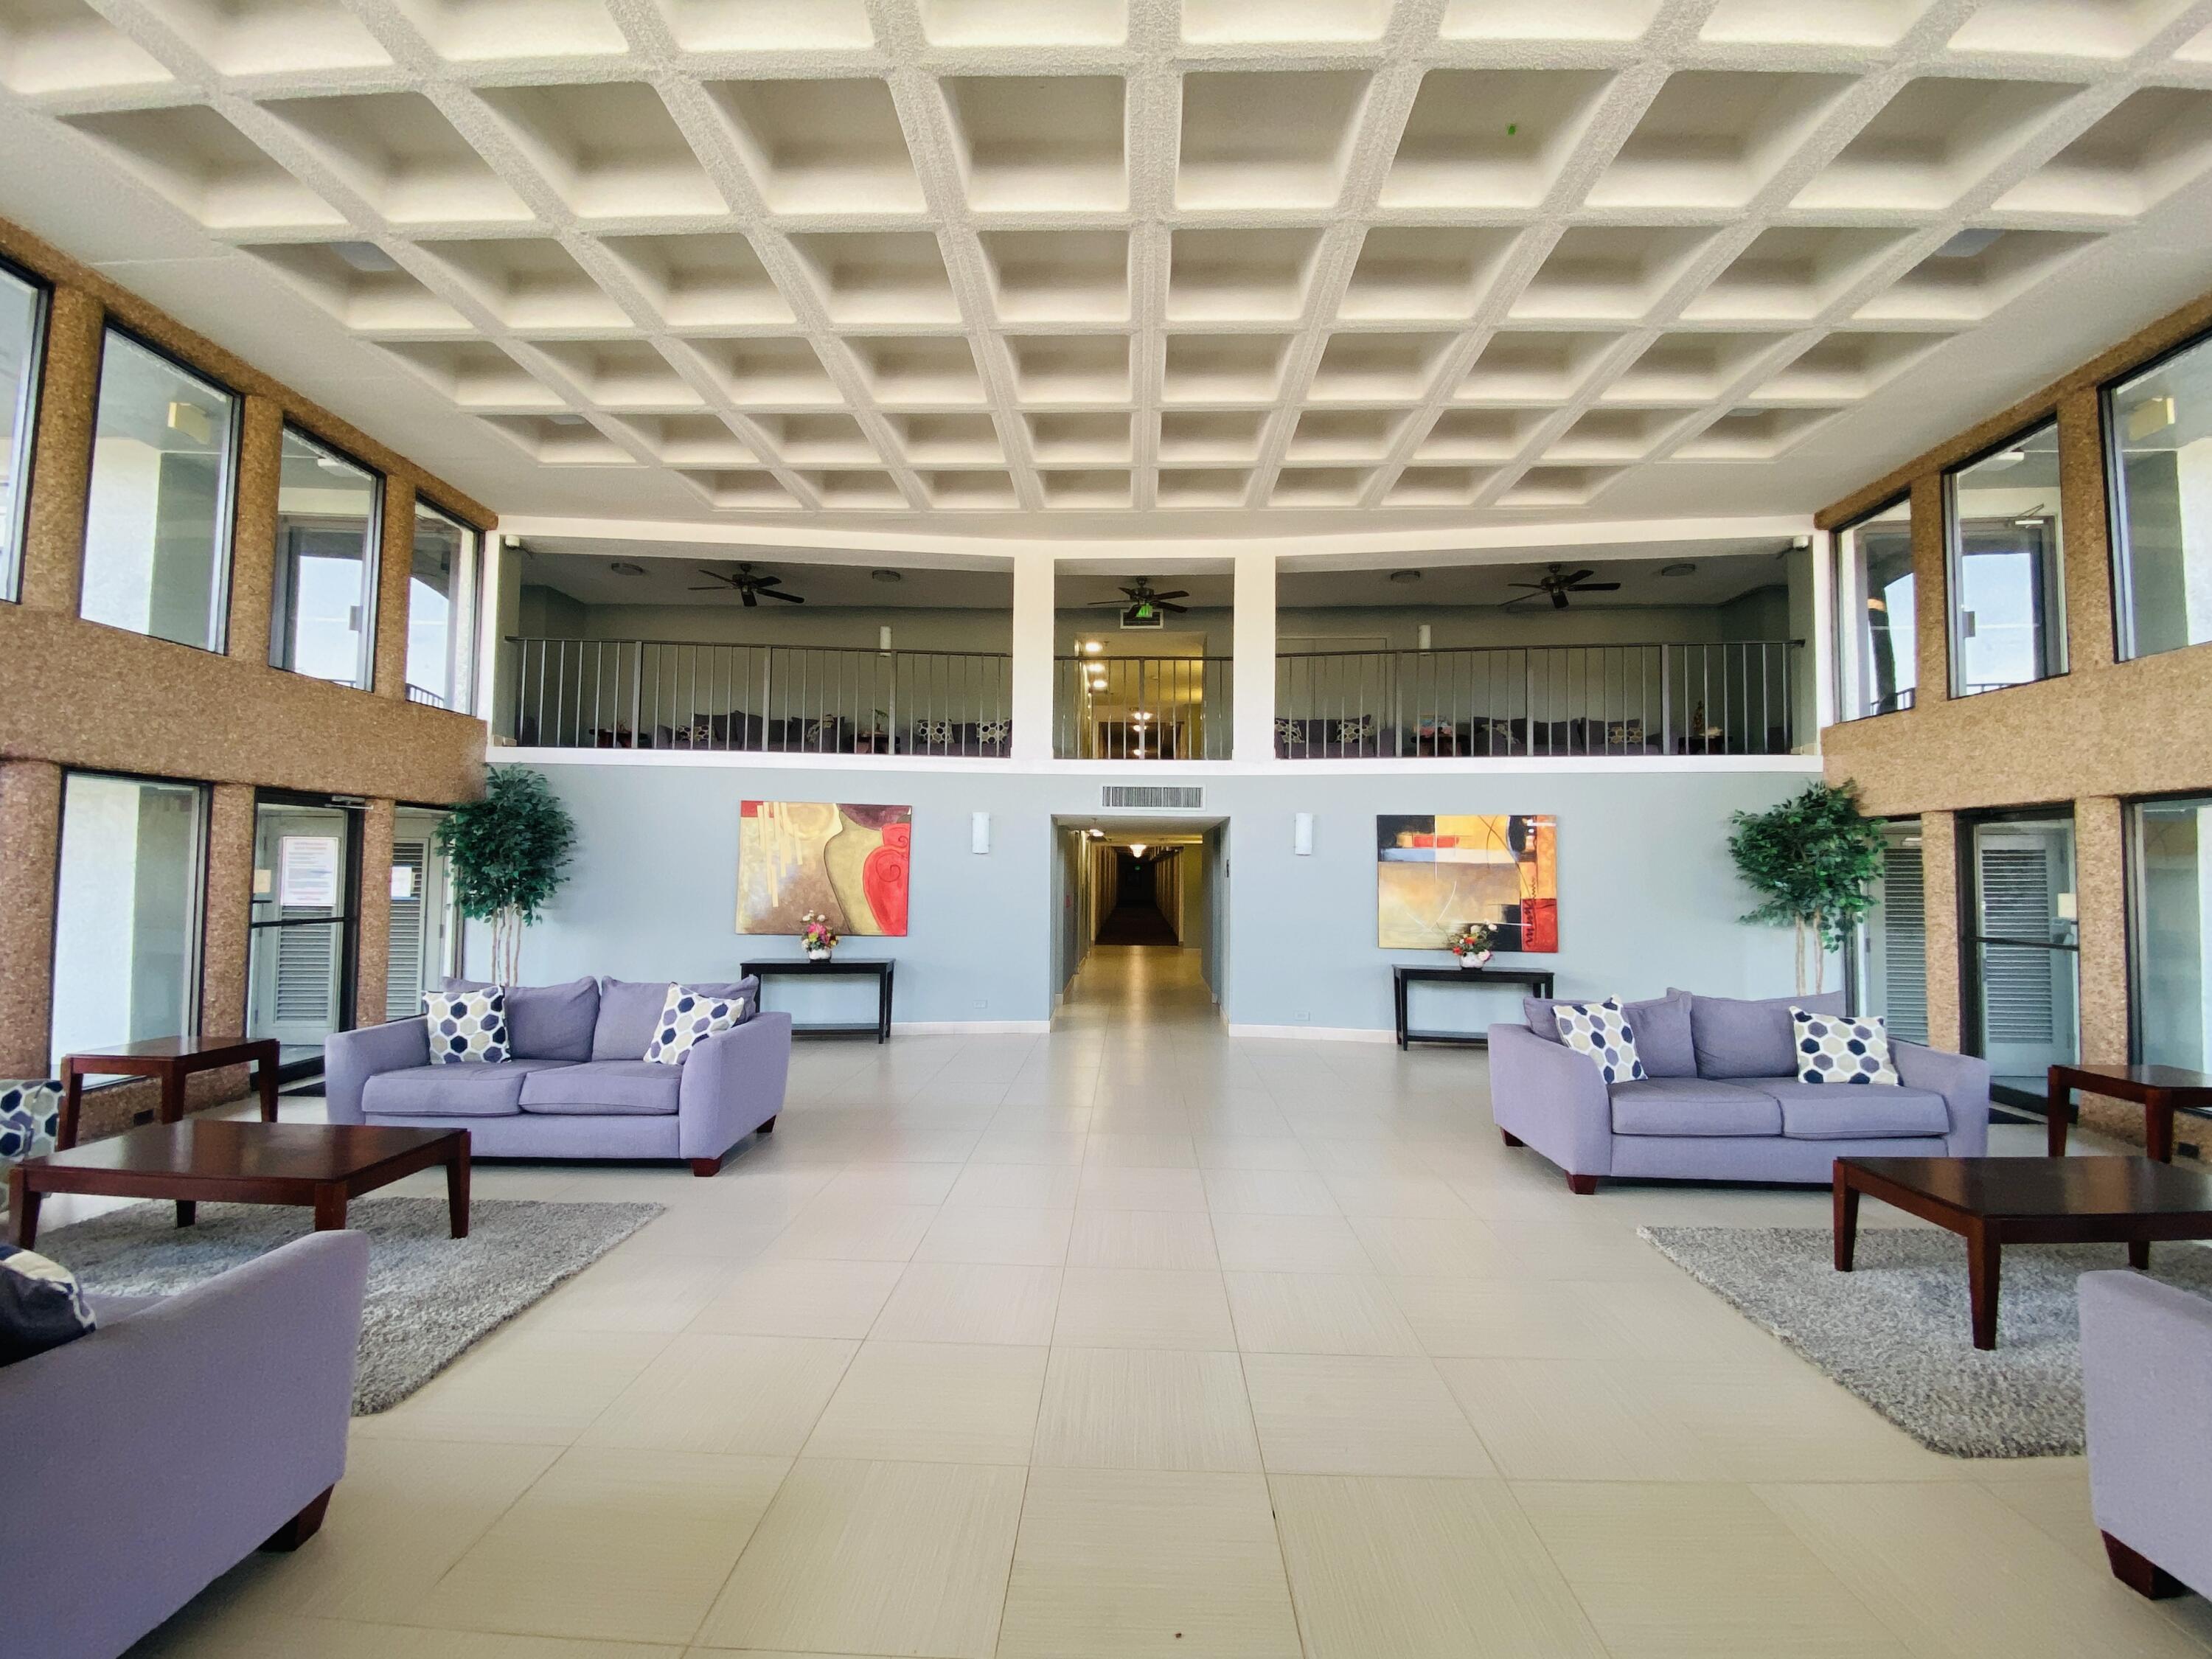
[1101, 785, 1203, 810]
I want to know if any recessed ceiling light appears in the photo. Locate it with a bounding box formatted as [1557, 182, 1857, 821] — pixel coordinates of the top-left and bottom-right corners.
[871, 568, 903, 582]
[1657, 562, 1696, 577]
[1388, 569, 1422, 583]
[609, 560, 646, 576]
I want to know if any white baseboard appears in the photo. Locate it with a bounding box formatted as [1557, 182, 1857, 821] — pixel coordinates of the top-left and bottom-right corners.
[889, 1020, 1051, 1035]
[1226, 1023, 1396, 1043]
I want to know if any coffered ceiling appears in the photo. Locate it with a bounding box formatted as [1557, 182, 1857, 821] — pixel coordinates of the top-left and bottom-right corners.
[4, 0, 2212, 538]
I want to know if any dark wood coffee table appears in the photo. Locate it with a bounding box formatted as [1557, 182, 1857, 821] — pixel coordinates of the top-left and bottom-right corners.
[7, 1121, 469, 1250]
[1834, 1156, 2212, 1350]
[2048, 1062, 2212, 1162]
[60, 1035, 282, 1149]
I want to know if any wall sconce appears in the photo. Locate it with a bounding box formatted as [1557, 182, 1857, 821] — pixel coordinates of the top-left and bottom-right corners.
[1293, 813, 1314, 856]
[971, 812, 990, 855]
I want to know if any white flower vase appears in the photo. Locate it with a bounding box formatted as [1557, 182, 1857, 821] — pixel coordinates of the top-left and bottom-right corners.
[1456, 950, 1492, 970]
[806, 945, 831, 961]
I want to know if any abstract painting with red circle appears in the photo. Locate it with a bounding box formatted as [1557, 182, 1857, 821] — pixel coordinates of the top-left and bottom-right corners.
[737, 801, 911, 936]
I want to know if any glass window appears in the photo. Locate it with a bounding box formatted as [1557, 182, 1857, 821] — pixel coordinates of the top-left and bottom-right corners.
[2107, 330, 2212, 660]
[1947, 421, 2066, 696]
[1964, 812, 2081, 1107]
[50, 773, 206, 1076]
[2133, 797, 2211, 1072]
[271, 425, 380, 686]
[1833, 497, 1916, 720]
[248, 797, 359, 1074]
[1851, 818, 1930, 1044]
[407, 502, 476, 712]
[80, 330, 237, 650]
[386, 807, 456, 1019]
[1, 261, 46, 601]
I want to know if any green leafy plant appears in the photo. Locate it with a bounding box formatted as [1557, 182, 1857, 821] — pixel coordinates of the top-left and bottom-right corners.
[437, 768, 576, 984]
[1727, 779, 1886, 994]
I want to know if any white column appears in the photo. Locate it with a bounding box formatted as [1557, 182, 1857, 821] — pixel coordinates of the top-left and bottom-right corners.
[1809, 528, 1836, 735]
[1231, 546, 1276, 762]
[475, 531, 505, 730]
[1011, 549, 1054, 762]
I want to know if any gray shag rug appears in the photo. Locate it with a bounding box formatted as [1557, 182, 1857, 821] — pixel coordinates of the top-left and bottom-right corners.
[41, 1197, 661, 1415]
[1641, 1224, 2212, 1458]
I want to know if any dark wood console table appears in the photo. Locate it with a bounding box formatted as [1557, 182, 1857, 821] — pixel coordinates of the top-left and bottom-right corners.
[2048, 1063, 2212, 1162]
[59, 1035, 282, 1150]
[742, 959, 894, 1043]
[1391, 965, 1556, 1050]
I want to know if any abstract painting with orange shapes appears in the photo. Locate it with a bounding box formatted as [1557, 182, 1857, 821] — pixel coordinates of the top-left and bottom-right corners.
[737, 801, 911, 936]
[1375, 814, 1557, 953]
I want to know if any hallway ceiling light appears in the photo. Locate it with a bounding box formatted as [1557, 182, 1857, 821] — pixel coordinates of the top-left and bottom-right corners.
[1388, 569, 1422, 582]
[1130, 844, 1147, 857]
[871, 568, 903, 582]
[1657, 562, 1697, 577]
[1082, 640, 1105, 654]
[608, 560, 646, 576]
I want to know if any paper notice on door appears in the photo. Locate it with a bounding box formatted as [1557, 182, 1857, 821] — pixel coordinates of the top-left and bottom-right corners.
[279, 835, 341, 908]
[391, 865, 417, 900]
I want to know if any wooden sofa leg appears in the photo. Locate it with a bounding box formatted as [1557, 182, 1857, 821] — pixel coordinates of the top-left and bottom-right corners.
[1500, 1128, 1524, 1147]
[261, 1487, 333, 1552]
[2104, 1532, 2187, 1599]
[689, 1157, 722, 1177]
[1566, 1173, 1599, 1195]
[757, 1116, 776, 1135]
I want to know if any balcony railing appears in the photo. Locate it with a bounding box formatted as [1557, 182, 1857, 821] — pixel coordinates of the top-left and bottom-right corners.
[1274, 641, 1804, 757]
[1055, 655, 1232, 760]
[509, 639, 1013, 757]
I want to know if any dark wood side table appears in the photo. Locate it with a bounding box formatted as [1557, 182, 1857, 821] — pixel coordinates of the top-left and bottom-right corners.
[60, 1035, 282, 1150]
[1391, 965, 1556, 1050]
[9, 1119, 469, 1249]
[1833, 1155, 2212, 1350]
[741, 959, 894, 1043]
[2048, 1063, 2212, 1162]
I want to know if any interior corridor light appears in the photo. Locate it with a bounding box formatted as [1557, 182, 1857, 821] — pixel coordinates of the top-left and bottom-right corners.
[1130, 844, 1147, 858]
[1082, 640, 1103, 654]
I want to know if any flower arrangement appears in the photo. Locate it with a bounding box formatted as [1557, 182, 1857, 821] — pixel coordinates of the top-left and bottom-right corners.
[801, 911, 840, 961]
[1447, 921, 1498, 967]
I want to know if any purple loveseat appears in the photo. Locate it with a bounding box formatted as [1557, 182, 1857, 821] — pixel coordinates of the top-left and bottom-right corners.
[1488, 988, 1991, 1192]
[326, 977, 790, 1176]
[6, 1231, 369, 1659]
[2081, 1270, 2212, 1599]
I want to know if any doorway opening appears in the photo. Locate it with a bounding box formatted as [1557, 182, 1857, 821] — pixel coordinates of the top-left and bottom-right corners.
[247, 790, 364, 1081]
[1052, 815, 1228, 1021]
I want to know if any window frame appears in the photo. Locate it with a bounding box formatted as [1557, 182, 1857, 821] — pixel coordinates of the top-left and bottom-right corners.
[47, 768, 212, 1080]
[270, 420, 384, 690]
[1832, 492, 1916, 724]
[80, 323, 245, 655]
[1941, 417, 2069, 700]
[408, 494, 481, 714]
[2101, 321, 2212, 664]
[2124, 790, 2212, 1070]
[0, 254, 52, 605]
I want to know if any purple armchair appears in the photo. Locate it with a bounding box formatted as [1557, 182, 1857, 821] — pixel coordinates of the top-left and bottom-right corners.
[4, 1231, 369, 1659]
[2081, 1270, 2212, 1599]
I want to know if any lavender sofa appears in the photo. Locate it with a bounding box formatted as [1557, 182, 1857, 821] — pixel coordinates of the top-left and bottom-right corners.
[2081, 1270, 2212, 1599]
[1488, 989, 1992, 1192]
[6, 1231, 369, 1659]
[325, 977, 790, 1175]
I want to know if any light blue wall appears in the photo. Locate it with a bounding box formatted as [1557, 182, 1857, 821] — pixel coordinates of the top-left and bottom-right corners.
[486, 759, 1823, 1033]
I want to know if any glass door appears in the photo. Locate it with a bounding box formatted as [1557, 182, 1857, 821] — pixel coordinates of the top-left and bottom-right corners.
[386, 807, 456, 1018]
[248, 794, 361, 1079]
[1964, 812, 2081, 1107]
[1849, 818, 1930, 1044]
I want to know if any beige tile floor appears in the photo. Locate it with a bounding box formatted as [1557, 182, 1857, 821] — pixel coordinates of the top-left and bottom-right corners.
[96, 945, 2212, 1658]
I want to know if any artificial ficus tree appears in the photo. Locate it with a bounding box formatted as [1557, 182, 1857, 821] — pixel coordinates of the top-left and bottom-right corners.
[1727, 779, 1887, 994]
[437, 768, 577, 984]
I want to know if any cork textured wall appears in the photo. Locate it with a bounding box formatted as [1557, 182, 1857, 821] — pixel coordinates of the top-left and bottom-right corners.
[1822, 285, 2212, 1156]
[0, 212, 492, 1127]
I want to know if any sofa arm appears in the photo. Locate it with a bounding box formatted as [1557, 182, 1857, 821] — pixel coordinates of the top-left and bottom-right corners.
[324, 1017, 430, 1124]
[679, 1011, 792, 1161]
[0, 1231, 369, 1659]
[2081, 1270, 2212, 1595]
[1891, 1040, 1992, 1155]
[1487, 1023, 1613, 1178]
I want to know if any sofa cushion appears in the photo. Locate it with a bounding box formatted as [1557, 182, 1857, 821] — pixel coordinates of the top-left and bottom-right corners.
[1791, 1007, 1900, 1086]
[1554, 998, 1646, 1084]
[1610, 1078, 1783, 1137]
[644, 985, 747, 1065]
[518, 1061, 681, 1117]
[1760, 1079, 1950, 1139]
[0, 1079, 60, 1164]
[0, 1245, 96, 1367]
[424, 987, 509, 1065]
[1524, 992, 1694, 1078]
[1686, 990, 1846, 1079]
[594, 976, 759, 1060]
[445, 977, 598, 1062]
[361, 1057, 571, 1118]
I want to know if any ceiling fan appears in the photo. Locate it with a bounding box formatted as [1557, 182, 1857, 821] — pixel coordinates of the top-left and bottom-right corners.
[1503, 563, 1623, 611]
[689, 563, 805, 606]
[1084, 577, 1190, 621]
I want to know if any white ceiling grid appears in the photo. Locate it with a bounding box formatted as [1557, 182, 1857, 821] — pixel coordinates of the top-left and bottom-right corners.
[3, 0, 2212, 529]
